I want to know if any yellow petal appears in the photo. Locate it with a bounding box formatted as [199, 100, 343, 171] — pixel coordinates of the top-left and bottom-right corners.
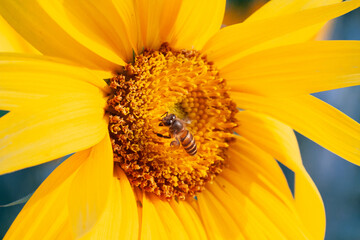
[196, 189, 245, 240]
[158, 1, 183, 46]
[227, 137, 302, 226]
[0, 15, 37, 53]
[247, 0, 340, 21]
[0, 54, 108, 111]
[4, 150, 90, 239]
[169, 200, 207, 239]
[165, 0, 226, 50]
[293, 164, 326, 239]
[229, 135, 295, 200]
[133, 187, 144, 227]
[203, 0, 360, 68]
[115, 166, 139, 240]
[244, 0, 341, 52]
[234, 136, 324, 238]
[0, 93, 107, 175]
[232, 93, 360, 166]
[235, 111, 302, 170]
[134, 0, 179, 51]
[0, 0, 120, 71]
[0, 91, 43, 111]
[141, 193, 189, 240]
[234, 111, 326, 239]
[225, 144, 309, 239]
[212, 173, 310, 239]
[81, 172, 139, 240]
[0, 53, 109, 92]
[37, 0, 137, 64]
[134, 0, 225, 51]
[223, 41, 360, 96]
[68, 134, 113, 238]
[89, 69, 114, 83]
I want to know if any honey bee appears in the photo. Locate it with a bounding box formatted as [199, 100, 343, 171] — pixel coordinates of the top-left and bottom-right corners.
[156, 112, 197, 156]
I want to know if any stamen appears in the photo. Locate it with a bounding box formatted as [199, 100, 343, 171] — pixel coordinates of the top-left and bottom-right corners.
[107, 43, 237, 200]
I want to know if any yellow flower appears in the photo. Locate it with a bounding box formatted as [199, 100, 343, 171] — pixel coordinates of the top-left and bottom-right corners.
[1, 0, 360, 239]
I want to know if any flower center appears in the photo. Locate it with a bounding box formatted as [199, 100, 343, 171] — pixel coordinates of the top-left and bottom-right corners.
[107, 43, 237, 200]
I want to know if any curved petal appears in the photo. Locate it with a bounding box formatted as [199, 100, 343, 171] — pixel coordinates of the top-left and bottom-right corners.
[169, 200, 207, 239]
[81, 171, 139, 240]
[68, 134, 113, 238]
[231, 93, 360, 166]
[234, 112, 325, 239]
[229, 135, 324, 239]
[0, 93, 107, 175]
[165, 0, 226, 50]
[0, 0, 121, 70]
[0, 53, 110, 91]
[235, 111, 302, 170]
[229, 136, 295, 198]
[292, 165, 326, 240]
[134, 0, 225, 51]
[223, 41, 360, 96]
[38, 0, 137, 64]
[0, 15, 37, 53]
[203, 0, 360, 68]
[210, 172, 310, 239]
[4, 150, 90, 239]
[225, 138, 307, 239]
[115, 166, 139, 240]
[224, 138, 309, 238]
[244, 0, 341, 50]
[0, 53, 109, 111]
[195, 189, 246, 240]
[246, 0, 340, 21]
[0, 91, 43, 112]
[134, 0, 180, 51]
[141, 193, 190, 240]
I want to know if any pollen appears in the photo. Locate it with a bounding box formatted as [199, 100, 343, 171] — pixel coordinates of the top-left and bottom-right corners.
[107, 43, 237, 200]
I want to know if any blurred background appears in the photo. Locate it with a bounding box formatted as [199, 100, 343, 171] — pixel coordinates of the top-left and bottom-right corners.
[0, 1, 359, 239]
[300, 8, 360, 239]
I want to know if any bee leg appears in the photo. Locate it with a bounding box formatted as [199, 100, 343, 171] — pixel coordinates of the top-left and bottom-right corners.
[170, 138, 180, 148]
[155, 132, 171, 139]
[161, 112, 168, 118]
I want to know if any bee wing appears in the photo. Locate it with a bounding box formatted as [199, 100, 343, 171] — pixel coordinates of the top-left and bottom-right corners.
[182, 117, 191, 125]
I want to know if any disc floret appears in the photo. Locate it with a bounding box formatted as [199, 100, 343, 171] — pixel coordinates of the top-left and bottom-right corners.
[107, 43, 237, 200]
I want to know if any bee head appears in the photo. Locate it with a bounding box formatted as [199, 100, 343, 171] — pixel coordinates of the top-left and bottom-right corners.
[160, 113, 176, 126]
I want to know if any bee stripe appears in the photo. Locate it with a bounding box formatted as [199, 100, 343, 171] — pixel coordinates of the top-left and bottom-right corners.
[184, 138, 195, 150]
[189, 150, 197, 156]
[180, 130, 190, 142]
[186, 144, 197, 154]
[181, 132, 193, 147]
[188, 146, 197, 155]
[184, 139, 196, 156]
[178, 130, 197, 156]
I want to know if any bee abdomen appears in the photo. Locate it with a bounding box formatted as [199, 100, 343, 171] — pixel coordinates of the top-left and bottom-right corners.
[180, 130, 197, 156]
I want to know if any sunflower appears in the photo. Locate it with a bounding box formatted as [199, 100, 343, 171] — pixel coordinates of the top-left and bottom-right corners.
[1, 0, 360, 239]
